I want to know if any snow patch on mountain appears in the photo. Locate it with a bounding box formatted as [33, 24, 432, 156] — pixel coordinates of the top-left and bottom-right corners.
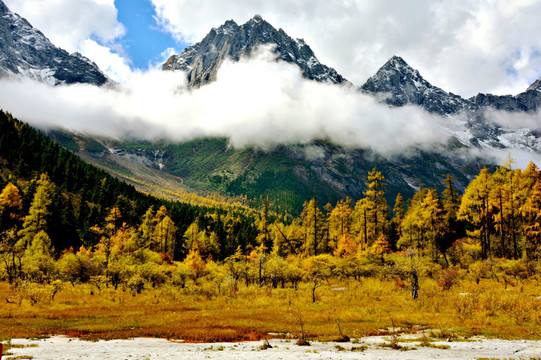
[0, 0, 108, 86]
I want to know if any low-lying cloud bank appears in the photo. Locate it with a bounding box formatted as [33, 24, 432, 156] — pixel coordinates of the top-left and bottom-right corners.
[484, 108, 541, 130]
[1, 47, 541, 167]
[0, 48, 451, 156]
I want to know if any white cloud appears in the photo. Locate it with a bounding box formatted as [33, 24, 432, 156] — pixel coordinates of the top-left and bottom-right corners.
[150, 0, 541, 97]
[150, 47, 178, 70]
[484, 108, 541, 129]
[79, 40, 133, 84]
[0, 47, 450, 157]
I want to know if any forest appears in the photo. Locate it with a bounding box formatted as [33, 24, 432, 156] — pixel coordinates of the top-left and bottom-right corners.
[1, 108, 541, 286]
[1, 110, 541, 341]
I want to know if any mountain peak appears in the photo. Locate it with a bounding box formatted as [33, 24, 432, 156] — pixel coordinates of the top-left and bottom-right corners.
[0, 0, 108, 86]
[527, 77, 541, 92]
[251, 14, 264, 22]
[162, 16, 347, 87]
[361, 55, 470, 114]
[379, 56, 419, 78]
[387, 55, 408, 66]
[212, 19, 239, 35]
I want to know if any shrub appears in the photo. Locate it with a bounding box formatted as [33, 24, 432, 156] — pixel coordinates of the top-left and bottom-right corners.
[438, 268, 460, 290]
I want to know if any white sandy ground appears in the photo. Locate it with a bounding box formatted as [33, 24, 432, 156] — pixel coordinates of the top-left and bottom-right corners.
[4, 335, 541, 360]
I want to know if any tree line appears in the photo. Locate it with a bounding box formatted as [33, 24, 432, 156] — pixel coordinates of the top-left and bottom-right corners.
[1, 110, 541, 294]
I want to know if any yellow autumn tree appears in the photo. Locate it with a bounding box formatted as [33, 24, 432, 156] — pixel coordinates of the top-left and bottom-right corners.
[327, 198, 353, 251]
[364, 168, 389, 244]
[458, 167, 492, 259]
[300, 197, 328, 256]
[18, 174, 55, 249]
[0, 182, 23, 228]
[521, 178, 541, 261]
[154, 215, 177, 257]
[351, 197, 371, 251]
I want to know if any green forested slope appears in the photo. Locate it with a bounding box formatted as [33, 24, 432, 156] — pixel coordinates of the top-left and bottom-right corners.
[0, 111, 259, 260]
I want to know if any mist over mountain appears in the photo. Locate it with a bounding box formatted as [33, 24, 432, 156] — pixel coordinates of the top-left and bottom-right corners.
[360, 54, 541, 160]
[1, 8, 541, 211]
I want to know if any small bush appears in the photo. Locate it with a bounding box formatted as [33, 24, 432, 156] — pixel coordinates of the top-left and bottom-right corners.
[438, 268, 460, 290]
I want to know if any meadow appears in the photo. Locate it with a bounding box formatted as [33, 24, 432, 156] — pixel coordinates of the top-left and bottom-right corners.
[2, 275, 540, 343]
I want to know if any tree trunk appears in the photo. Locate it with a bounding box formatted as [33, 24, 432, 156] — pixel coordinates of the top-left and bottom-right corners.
[497, 189, 504, 257]
[312, 280, 318, 303]
[411, 272, 419, 300]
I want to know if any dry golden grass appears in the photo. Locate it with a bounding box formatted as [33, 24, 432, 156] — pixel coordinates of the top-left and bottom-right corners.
[1, 277, 540, 342]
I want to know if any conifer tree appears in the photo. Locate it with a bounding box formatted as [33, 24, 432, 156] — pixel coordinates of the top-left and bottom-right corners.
[364, 169, 389, 245]
[390, 193, 406, 248]
[27, 230, 53, 257]
[256, 197, 272, 252]
[18, 174, 55, 249]
[397, 188, 428, 251]
[419, 188, 446, 260]
[352, 197, 371, 250]
[300, 198, 327, 256]
[458, 167, 492, 259]
[137, 206, 156, 249]
[154, 215, 177, 257]
[441, 174, 460, 219]
[23, 230, 55, 283]
[327, 198, 353, 251]
[521, 178, 541, 261]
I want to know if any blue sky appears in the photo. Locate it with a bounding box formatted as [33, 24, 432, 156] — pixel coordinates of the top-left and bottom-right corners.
[114, 0, 188, 70]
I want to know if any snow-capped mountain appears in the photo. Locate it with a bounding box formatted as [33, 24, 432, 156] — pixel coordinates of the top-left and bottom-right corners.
[162, 15, 347, 87]
[361, 56, 472, 115]
[361, 55, 541, 153]
[2, 7, 540, 212]
[0, 0, 108, 86]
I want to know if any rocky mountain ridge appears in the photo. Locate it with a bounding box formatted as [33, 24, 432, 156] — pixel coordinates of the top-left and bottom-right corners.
[360, 56, 473, 115]
[360, 55, 541, 153]
[3, 8, 541, 213]
[162, 15, 347, 87]
[0, 0, 108, 86]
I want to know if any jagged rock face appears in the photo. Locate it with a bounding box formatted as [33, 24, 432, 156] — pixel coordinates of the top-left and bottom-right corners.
[360, 56, 471, 115]
[471, 89, 541, 113]
[360, 55, 541, 117]
[361, 55, 541, 153]
[527, 77, 541, 92]
[162, 15, 347, 87]
[0, 0, 108, 86]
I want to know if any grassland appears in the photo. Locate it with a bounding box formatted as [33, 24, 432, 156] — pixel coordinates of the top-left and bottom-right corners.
[1, 277, 540, 342]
